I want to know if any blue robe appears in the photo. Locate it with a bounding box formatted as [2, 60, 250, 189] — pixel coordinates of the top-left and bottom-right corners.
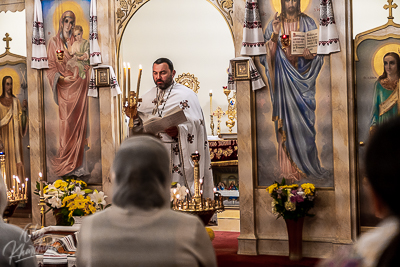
[260, 14, 327, 179]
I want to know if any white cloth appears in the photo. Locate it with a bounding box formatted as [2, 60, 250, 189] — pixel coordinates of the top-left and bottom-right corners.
[89, 0, 102, 65]
[88, 65, 122, 97]
[138, 82, 214, 199]
[240, 0, 267, 56]
[77, 206, 217, 267]
[228, 57, 265, 91]
[31, 0, 48, 69]
[317, 0, 340, 54]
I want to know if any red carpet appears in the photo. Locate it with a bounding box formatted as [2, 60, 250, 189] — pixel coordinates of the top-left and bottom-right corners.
[212, 231, 321, 267]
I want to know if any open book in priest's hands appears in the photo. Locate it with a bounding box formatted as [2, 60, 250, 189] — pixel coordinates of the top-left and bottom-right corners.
[141, 105, 187, 134]
[290, 28, 318, 55]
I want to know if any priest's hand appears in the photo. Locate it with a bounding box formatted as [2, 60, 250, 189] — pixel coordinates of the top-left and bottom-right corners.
[165, 126, 178, 138]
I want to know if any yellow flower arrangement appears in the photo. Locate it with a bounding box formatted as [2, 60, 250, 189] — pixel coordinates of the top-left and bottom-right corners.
[266, 178, 316, 220]
[35, 177, 109, 226]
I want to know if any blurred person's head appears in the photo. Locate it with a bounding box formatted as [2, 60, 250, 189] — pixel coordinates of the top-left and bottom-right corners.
[365, 117, 400, 218]
[111, 135, 170, 210]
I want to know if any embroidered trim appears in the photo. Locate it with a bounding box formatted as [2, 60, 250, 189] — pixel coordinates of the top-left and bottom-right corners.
[179, 100, 190, 110]
[319, 38, 339, 46]
[242, 42, 265, 48]
[187, 134, 194, 144]
[32, 57, 48, 62]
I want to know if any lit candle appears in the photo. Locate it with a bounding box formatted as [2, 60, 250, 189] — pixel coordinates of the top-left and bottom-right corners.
[123, 62, 127, 100]
[127, 62, 131, 93]
[25, 178, 28, 198]
[22, 184, 25, 199]
[209, 90, 213, 115]
[39, 172, 43, 197]
[137, 65, 143, 98]
[12, 175, 16, 195]
[16, 176, 20, 197]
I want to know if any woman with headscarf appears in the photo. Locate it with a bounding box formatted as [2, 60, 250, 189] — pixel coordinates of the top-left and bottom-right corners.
[0, 176, 37, 267]
[45, 10, 90, 177]
[77, 135, 217, 267]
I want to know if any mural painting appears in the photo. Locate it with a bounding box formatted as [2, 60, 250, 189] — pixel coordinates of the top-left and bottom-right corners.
[0, 64, 30, 190]
[255, 0, 334, 187]
[356, 40, 400, 227]
[42, 0, 102, 183]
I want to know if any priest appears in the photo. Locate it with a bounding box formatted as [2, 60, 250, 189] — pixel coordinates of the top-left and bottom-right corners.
[137, 58, 213, 199]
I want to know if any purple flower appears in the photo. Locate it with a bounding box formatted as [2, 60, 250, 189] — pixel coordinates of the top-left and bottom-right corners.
[290, 195, 304, 203]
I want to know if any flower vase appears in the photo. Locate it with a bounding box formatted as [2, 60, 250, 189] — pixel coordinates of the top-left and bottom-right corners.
[53, 209, 70, 226]
[284, 217, 304, 261]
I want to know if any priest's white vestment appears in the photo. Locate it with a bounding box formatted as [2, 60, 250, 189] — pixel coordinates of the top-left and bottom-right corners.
[138, 82, 213, 198]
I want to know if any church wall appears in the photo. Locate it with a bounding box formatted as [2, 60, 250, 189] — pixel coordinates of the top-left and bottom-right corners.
[233, 0, 356, 258]
[24, 0, 356, 257]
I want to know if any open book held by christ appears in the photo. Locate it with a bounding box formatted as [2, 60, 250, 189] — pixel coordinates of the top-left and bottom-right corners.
[290, 29, 318, 55]
[142, 105, 187, 134]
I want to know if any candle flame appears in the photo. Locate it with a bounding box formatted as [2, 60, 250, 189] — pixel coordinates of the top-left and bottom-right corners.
[139, 64, 142, 70]
[26, 178, 28, 181]
[16, 177, 20, 183]
[123, 62, 126, 68]
[213, 187, 217, 192]
[22, 184, 25, 188]
[39, 172, 42, 177]
[176, 194, 180, 199]
[127, 62, 130, 68]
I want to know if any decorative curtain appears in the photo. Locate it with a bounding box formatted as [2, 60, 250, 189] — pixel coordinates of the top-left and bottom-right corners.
[89, 0, 102, 65]
[240, 0, 267, 56]
[31, 0, 48, 69]
[317, 0, 340, 54]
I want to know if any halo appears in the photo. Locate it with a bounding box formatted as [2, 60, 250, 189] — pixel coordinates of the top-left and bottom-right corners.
[372, 43, 400, 77]
[271, 0, 310, 13]
[0, 68, 21, 96]
[52, 1, 89, 40]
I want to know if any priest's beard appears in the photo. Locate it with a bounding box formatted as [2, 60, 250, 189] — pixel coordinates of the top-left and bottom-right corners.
[154, 74, 174, 90]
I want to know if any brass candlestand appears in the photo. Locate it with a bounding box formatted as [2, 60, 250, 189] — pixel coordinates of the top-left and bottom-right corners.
[210, 115, 215, 136]
[39, 177, 46, 228]
[223, 88, 237, 133]
[172, 152, 224, 225]
[123, 91, 142, 129]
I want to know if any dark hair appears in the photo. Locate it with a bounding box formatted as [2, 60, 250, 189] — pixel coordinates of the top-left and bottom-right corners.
[365, 117, 400, 216]
[153, 58, 174, 72]
[112, 135, 170, 209]
[378, 52, 400, 80]
[281, 0, 301, 18]
[1, 76, 14, 98]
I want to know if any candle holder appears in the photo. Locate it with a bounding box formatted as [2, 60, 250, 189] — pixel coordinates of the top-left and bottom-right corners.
[210, 114, 215, 136]
[123, 91, 142, 129]
[223, 88, 237, 133]
[172, 152, 224, 225]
